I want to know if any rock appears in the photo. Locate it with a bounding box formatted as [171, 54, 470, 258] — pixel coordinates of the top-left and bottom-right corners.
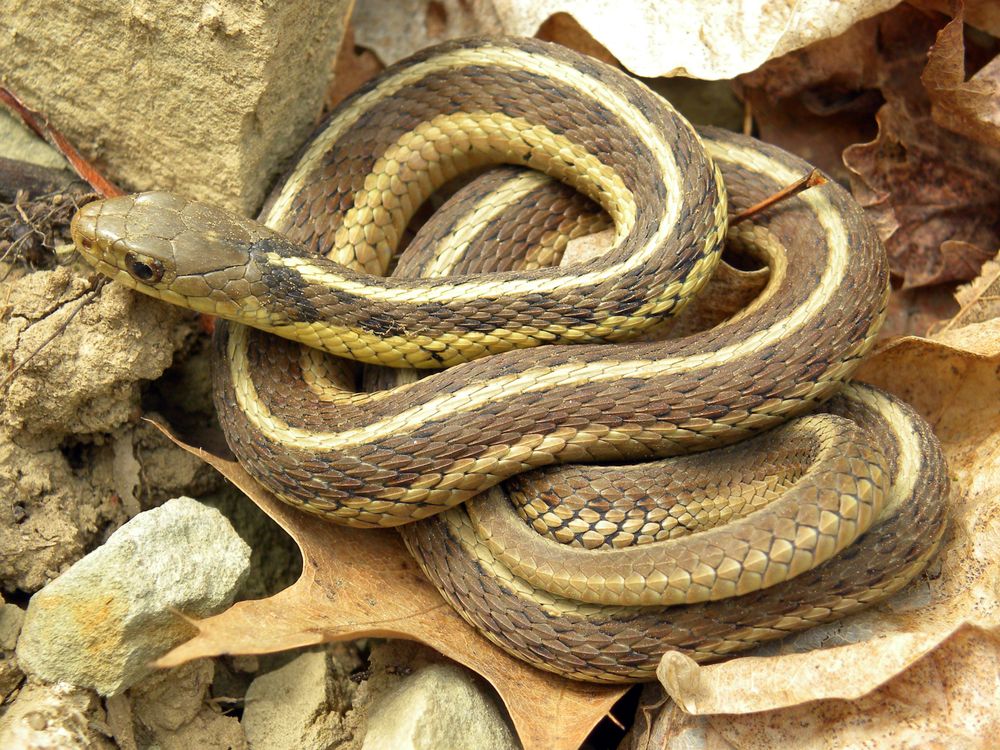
[242, 648, 363, 750]
[130, 659, 216, 732]
[1, 267, 193, 439]
[205, 487, 302, 600]
[0, 598, 24, 651]
[16, 497, 251, 696]
[1, 0, 352, 215]
[111, 660, 247, 750]
[0, 680, 116, 750]
[362, 662, 519, 750]
[0, 596, 26, 701]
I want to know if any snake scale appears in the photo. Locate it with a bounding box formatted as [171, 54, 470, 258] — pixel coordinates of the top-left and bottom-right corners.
[71, 37, 948, 682]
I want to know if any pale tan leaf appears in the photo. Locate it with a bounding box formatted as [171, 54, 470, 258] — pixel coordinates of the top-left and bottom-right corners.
[935, 249, 1000, 333]
[632, 627, 1000, 750]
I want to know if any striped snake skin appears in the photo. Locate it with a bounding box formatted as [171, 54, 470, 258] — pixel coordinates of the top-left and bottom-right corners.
[70, 37, 948, 681]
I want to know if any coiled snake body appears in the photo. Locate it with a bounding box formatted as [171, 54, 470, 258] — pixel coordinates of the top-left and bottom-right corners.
[72, 37, 948, 682]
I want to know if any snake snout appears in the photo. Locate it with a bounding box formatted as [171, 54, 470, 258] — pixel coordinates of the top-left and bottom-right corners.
[70, 199, 101, 258]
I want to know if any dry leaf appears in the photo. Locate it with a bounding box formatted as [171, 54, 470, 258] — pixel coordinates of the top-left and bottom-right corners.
[632, 627, 1000, 750]
[735, 16, 883, 183]
[352, 0, 900, 79]
[934, 249, 1000, 333]
[326, 22, 384, 112]
[912, 0, 1000, 36]
[881, 282, 960, 338]
[153, 432, 626, 750]
[922, 9, 1000, 148]
[841, 5, 1000, 288]
[737, 3, 1000, 288]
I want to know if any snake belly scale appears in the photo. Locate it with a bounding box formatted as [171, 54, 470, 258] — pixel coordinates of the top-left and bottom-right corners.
[70, 36, 948, 682]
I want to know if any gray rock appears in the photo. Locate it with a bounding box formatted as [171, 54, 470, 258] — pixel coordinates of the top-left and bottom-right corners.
[0, 110, 68, 168]
[362, 662, 519, 750]
[242, 649, 361, 750]
[0, 600, 25, 651]
[16, 497, 250, 696]
[117, 660, 247, 750]
[0, 597, 26, 701]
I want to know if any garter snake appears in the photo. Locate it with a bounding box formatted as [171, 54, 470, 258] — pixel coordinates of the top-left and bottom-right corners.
[70, 37, 948, 682]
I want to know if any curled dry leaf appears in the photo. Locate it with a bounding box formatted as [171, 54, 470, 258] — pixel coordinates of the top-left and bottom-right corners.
[922, 8, 1000, 147]
[152, 429, 627, 750]
[632, 627, 1000, 749]
[934, 250, 1000, 333]
[739, 3, 1000, 289]
[352, 0, 899, 79]
[842, 5, 1000, 288]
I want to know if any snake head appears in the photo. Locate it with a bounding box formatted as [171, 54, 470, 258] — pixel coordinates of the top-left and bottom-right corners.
[71, 192, 266, 317]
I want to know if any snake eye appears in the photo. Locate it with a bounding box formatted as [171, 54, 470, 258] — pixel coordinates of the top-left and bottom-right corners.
[124, 252, 164, 283]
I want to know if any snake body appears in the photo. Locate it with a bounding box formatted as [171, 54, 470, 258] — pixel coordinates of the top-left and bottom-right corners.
[70, 37, 948, 682]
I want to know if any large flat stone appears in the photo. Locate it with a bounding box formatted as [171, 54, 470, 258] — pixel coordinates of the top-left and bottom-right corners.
[1, 0, 351, 214]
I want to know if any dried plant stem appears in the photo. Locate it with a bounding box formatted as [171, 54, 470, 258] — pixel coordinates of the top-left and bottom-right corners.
[730, 168, 828, 225]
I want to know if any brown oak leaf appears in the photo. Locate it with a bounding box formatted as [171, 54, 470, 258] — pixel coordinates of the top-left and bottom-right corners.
[738, 4, 1000, 289]
[152, 429, 627, 750]
[922, 8, 1000, 148]
[325, 22, 384, 112]
[735, 16, 883, 183]
[841, 4, 1000, 288]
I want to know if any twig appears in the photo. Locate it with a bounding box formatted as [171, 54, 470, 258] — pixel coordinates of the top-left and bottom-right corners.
[0, 279, 105, 394]
[0, 87, 123, 198]
[730, 168, 828, 225]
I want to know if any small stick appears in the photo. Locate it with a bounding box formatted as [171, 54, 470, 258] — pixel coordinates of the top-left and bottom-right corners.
[0, 279, 105, 393]
[730, 168, 827, 225]
[0, 87, 123, 198]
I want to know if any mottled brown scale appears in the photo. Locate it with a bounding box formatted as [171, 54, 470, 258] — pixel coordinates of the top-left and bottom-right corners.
[505, 424, 817, 549]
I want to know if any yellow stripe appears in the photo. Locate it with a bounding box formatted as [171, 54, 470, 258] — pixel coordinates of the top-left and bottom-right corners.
[841, 385, 920, 518]
[327, 112, 637, 276]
